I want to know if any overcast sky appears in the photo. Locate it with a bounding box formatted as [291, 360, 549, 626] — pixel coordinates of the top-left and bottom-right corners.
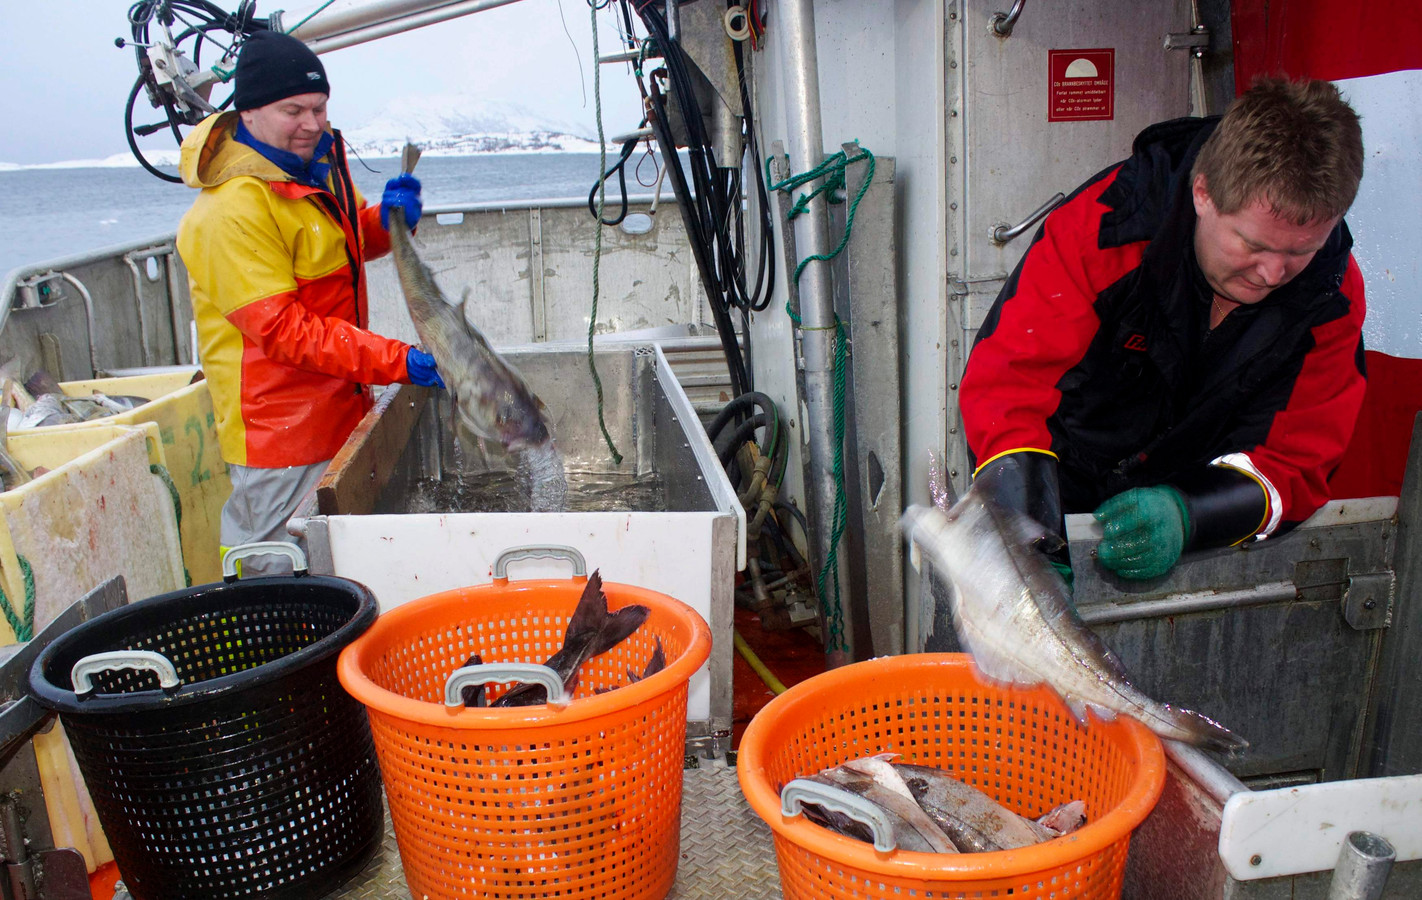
[0, 0, 645, 165]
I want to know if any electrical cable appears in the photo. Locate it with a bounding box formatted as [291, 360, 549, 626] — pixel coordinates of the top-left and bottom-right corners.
[620, 0, 777, 397]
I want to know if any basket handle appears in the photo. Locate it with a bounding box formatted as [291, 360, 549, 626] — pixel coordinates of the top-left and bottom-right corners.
[444, 663, 571, 709]
[222, 541, 309, 581]
[492, 545, 587, 581]
[780, 779, 898, 853]
[72, 651, 182, 698]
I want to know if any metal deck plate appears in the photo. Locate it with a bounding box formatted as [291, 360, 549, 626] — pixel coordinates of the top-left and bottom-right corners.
[325, 759, 784, 899]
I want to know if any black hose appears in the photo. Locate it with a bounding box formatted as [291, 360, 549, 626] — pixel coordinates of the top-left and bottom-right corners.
[587, 133, 641, 226]
[706, 390, 778, 442]
[716, 412, 774, 468]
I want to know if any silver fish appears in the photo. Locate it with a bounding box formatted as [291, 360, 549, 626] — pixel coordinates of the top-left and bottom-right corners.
[809, 764, 959, 853]
[388, 143, 552, 452]
[894, 762, 1052, 851]
[900, 481, 1247, 752]
[18, 394, 81, 428]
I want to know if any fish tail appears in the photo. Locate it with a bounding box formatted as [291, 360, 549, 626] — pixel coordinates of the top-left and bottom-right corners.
[564, 570, 610, 642]
[1162, 706, 1249, 752]
[401, 142, 422, 177]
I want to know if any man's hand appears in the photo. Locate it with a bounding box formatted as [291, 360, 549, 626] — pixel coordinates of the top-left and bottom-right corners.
[381, 174, 422, 230]
[405, 347, 445, 388]
[1093, 486, 1190, 580]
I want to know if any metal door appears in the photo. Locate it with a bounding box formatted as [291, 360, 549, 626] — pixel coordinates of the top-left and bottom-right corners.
[944, 0, 1195, 483]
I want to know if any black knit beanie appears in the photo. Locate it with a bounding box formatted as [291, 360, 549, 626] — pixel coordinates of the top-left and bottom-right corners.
[233, 30, 330, 112]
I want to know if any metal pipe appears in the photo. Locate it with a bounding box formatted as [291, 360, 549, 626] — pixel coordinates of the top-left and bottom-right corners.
[58, 273, 103, 377]
[991, 192, 1064, 244]
[779, 0, 851, 666]
[1165, 740, 1248, 805]
[1327, 831, 1395, 900]
[296, 0, 526, 54]
[123, 252, 156, 368]
[990, 0, 1027, 36]
[665, 0, 679, 41]
[1078, 581, 1297, 625]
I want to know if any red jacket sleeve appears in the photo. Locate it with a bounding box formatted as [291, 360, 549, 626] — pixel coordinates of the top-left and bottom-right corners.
[227, 289, 412, 386]
[1215, 257, 1367, 535]
[960, 169, 1145, 469]
[360, 203, 391, 260]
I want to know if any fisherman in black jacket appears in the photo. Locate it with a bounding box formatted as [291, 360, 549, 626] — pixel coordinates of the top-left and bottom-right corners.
[960, 78, 1367, 581]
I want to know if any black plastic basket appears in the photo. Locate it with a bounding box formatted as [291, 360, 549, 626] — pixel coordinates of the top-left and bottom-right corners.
[28, 563, 383, 900]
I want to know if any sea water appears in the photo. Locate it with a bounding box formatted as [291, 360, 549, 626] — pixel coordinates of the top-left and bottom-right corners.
[2, 153, 611, 274]
[522, 442, 569, 512]
[404, 467, 665, 514]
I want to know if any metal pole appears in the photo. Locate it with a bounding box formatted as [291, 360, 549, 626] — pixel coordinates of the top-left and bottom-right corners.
[779, 0, 852, 666]
[292, 0, 526, 53]
[1327, 832, 1395, 900]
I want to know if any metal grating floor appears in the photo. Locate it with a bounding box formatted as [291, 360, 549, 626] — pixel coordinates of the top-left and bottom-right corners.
[325, 758, 784, 900]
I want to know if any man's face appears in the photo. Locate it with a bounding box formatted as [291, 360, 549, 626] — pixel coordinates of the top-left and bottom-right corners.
[1192, 174, 1340, 305]
[239, 92, 329, 162]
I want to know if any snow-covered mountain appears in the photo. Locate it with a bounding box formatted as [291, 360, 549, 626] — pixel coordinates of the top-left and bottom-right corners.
[5, 95, 606, 170]
[341, 95, 604, 157]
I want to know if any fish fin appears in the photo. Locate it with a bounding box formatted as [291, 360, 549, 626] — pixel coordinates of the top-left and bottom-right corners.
[593, 605, 650, 657]
[1063, 696, 1091, 726]
[564, 571, 610, 643]
[641, 637, 666, 679]
[1086, 702, 1117, 722]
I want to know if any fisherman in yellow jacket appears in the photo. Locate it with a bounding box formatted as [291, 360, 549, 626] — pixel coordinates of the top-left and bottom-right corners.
[177, 29, 444, 576]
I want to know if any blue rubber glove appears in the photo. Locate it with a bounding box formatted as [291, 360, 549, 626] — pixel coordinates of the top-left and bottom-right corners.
[381, 174, 422, 230]
[405, 347, 445, 388]
[1093, 486, 1189, 580]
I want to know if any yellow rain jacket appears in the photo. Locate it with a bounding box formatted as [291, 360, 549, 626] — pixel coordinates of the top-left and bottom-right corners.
[176, 111, 412, 468]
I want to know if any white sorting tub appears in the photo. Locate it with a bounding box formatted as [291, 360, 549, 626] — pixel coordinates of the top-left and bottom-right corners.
[292, 343, 744, 752]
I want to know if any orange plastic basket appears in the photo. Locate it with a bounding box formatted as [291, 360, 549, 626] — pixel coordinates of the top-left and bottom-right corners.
[337, 554, 711, 900]
[738, 654, 1165, 900]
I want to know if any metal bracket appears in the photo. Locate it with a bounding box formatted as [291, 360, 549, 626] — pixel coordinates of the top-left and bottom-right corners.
[1343, 573, 1395, 631]
[1164, 27, 1211, 58]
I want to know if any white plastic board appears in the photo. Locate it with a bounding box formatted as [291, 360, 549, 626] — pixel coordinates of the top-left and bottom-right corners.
[1218, 774, 1422, 880]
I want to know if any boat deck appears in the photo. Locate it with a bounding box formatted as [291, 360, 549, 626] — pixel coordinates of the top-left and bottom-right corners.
[327, 758, 784, 900]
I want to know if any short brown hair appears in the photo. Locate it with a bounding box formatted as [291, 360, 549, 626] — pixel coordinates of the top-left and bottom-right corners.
[1191, 77, 1363, 224]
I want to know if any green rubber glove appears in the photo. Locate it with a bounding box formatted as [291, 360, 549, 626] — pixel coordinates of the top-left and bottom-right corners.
[1050, 559, 1075, 591]
[1093, 486, 1190, 580]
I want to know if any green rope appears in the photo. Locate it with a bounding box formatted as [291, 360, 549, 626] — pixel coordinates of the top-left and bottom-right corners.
[0, 556, 35, 643]
[766, 147, 876, 285]
[286, 0, 340, 35]
[769, 146, 875, 654]
[151, 463, 192, 588]
[587, 0, 623, 465]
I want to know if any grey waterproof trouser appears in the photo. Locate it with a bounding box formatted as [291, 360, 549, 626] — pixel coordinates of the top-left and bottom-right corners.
[219, 461, 329, 577]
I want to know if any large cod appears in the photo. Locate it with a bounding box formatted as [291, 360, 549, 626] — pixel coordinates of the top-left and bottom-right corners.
[901, 480, 1247, 752]
[387, 143, 552, 452]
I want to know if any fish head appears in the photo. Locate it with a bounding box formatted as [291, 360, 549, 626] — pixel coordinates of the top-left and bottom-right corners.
[489, 385, 552, 451]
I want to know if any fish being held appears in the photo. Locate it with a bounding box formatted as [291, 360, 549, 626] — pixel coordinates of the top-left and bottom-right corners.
[388, 143, 553, 453]
[900, 479, 1247, 752]
[491, 570, 649, 707]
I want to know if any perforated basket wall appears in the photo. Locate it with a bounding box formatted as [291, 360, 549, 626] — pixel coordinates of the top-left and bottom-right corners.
[28, 576, 383, 900]
[338, 576, 713, 900]
[737, 654, 1166, 900]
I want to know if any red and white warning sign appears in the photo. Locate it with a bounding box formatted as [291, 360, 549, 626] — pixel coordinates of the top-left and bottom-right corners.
[1049, 48, 1115, 122]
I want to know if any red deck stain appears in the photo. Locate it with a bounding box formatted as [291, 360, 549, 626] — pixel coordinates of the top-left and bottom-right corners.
[732, 606, 824, 749]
